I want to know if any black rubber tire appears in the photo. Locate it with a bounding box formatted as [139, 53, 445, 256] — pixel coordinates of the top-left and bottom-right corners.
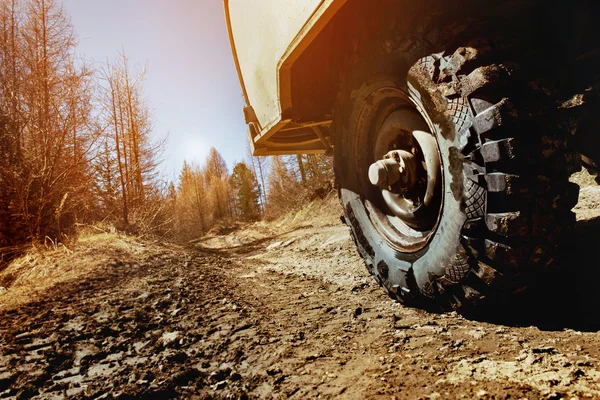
[334, 28, 581, 311]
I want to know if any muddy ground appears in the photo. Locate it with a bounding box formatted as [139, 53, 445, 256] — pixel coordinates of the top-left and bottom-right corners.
[1, 172, 600, 399]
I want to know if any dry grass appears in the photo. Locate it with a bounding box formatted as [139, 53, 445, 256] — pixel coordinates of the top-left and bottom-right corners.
[269, 192, 342, 229]
[197, 192, 343, 250]
[0, 228, 167, 310]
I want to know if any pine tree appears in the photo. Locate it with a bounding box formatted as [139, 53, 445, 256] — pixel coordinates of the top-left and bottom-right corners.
[230, 162, 260, 221]
[204, 147, 231, 221]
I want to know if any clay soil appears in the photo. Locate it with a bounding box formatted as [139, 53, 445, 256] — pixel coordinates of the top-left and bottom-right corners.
[1, 171, 600, 399]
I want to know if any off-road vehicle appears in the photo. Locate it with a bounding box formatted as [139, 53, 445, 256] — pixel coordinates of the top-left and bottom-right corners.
[225, 0, 600, 309]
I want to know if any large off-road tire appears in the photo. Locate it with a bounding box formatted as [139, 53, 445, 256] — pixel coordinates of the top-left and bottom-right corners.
[334, 26, 581, 311]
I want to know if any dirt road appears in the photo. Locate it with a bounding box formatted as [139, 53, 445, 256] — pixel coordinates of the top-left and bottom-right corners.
[2, 176, 600, 399]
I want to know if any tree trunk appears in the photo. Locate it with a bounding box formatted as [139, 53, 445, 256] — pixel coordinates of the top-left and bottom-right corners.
[110, 77, 129, 225]
[296, 154, 306, 184]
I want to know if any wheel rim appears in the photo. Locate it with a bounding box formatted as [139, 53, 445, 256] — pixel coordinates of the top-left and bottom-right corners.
[355, 86, 443, 253]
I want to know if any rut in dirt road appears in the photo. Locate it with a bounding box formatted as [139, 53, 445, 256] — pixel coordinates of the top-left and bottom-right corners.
[0, 250, 260, 399]
[2, 217, 600, 399]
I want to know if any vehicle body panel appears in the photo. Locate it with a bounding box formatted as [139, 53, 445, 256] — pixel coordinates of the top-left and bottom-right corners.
[225, 0, 346, 155]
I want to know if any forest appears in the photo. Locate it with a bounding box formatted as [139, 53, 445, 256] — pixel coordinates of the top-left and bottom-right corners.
[0, 0, 333, 261]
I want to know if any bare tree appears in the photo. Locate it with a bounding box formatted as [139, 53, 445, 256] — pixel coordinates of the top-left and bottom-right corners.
[97, 51, 163, 229]
[0, 0, 174, 256]
[246, 143, 269, 213]
[0, 0, 97, 244]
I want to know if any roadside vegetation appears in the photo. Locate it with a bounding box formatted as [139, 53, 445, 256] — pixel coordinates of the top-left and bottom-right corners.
[0, 227, 169, 308]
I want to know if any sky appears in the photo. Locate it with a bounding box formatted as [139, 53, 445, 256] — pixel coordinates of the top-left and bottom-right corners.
[62, 0, 249, 181]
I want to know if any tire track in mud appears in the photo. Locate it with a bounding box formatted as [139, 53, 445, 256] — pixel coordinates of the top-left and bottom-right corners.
[0, 251, 251, 399]
[2, 220, 600, 399]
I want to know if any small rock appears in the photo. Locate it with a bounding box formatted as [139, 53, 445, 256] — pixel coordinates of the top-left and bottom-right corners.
[0, 287, 7, 295]
[577, 360, 593, 367]
[229, 372, 242, 382]
[142, 371, 155, 382]
[353, 307, 363, 318]
[219, 364, 233, 376]
[282, 238, 296, 247]
[160, 331, 180, 347]
[476, 389, 488, 398]
[266, 366, 282, 376]
[128, 373, 137, 384]
[171, 368, 201, 385]
[532, 346, 556, 354]
[267, 241, 282, 250]
[468, 329, 486, 340]
[209, 369, 229, 382]
[111, 259, 124, 267]
[167, 351, 188, 363]
[214, 381, 227, 390]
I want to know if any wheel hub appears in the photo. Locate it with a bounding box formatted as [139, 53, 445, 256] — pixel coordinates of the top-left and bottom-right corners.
[368, 149, 419, 190]
[353, 87, 444, 252]
[369, 111, 442, 231]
